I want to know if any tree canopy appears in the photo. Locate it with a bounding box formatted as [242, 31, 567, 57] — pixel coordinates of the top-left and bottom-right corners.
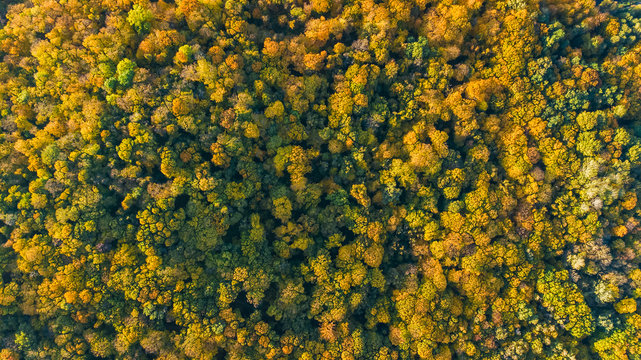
[0, 0, 641, 359]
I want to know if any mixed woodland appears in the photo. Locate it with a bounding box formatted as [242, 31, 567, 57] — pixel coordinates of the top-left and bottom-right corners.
[0, 0, 641, 358]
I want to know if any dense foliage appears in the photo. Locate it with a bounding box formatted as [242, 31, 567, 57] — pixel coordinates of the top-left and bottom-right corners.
[0, 0, 641, 358]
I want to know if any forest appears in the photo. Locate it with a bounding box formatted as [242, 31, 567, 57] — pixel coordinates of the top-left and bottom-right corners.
[0, 0, 640, 358]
